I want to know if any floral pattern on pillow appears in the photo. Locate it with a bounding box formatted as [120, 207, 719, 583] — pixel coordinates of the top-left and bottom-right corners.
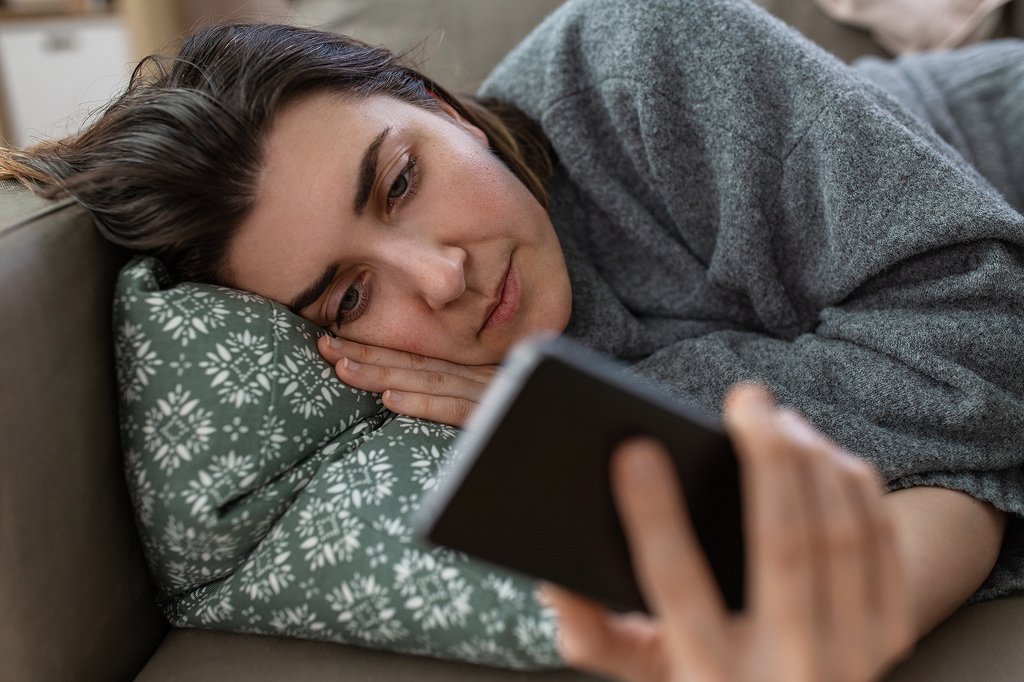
[114, 257, 560, 668]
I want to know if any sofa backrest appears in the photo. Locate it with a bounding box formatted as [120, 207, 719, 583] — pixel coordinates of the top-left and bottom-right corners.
[0, 181, 167, 682]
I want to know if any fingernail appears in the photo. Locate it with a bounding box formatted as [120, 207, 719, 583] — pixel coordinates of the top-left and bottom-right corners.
[384, 389, 402, 402]
[328, 336, 342, 349]
[342, 357, 360, 371]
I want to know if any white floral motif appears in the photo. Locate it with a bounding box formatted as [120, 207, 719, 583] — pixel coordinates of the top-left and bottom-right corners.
[217, 286, 267, 305]
[479, 608, 506, 637]
[164, 559, 215, 591]
[255, 412, 289, 466]
[449, 637, 518, 666]
[395, 417, 458, 440]
[295, 498, 363, 570]
[182, 451, 257, 518]
[327, 573, 407, 644]
[240, 605, 263, 625]
[198, 330, 274, 408]
[393, 549, 473, 630]
[266, 306, 294, 341]
[193, 584, 235, 625]
[222, 416, 250, 443]
[409, 444, 453, 492]
[324, 448, 396, 508]
[365, 541, 388, 569]
[371, 514, 412, 542]
[279, 344, 343, 419]
[239, 528, 295, 601]
[268, 604, 328, 637]
[482, 574, 526, 608]
[168, 352, 194, 377]
[514, 613, 557, 652]
[144, 287, 230, 345]
[115, 287, 139, 312]
[115, 321, 163, 403]
[142, 384, 216, 474]
[162, 516, 238, 564]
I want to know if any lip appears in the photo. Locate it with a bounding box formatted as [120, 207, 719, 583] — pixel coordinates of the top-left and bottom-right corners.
[481, 258, 520, 332]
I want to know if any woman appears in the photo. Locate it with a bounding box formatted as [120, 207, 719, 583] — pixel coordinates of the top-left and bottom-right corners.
[2, 0, 1021, 679]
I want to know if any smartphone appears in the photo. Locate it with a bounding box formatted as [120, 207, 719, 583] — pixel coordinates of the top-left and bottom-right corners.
[413, 335, 745, 613]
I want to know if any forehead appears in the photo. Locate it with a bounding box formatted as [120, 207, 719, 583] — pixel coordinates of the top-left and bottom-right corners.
[223, 92, 448, 301]
[222, 94, 377, 295]
[267, 92, 391, 163]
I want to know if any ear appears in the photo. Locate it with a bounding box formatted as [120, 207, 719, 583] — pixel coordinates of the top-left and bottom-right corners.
[431, 93, 490, 147]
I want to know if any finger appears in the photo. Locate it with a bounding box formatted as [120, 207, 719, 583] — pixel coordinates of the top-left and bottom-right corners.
[334, 357, 489, 402]
[780, 411, 872, 682]
[609, 437, 728, 658]
[382, 390, 476, 428]
[542, 584, 666, 682]
[723, 385, 820, 682]
[318, 335, 496, 382]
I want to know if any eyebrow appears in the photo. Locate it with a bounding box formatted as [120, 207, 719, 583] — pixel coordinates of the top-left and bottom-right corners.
[287, 127, 391, 314]
[353, 127, 391, 216]
[288, 263, 339, 315]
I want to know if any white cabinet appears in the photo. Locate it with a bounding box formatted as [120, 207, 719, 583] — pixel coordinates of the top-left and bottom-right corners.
[0, 15, 131, 147]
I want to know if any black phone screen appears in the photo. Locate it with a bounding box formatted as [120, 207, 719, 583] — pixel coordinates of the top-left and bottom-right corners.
[415, 336, 745, 613]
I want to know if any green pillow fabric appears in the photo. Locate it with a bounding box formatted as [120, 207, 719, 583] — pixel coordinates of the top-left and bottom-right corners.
[113, 257, 560, 668]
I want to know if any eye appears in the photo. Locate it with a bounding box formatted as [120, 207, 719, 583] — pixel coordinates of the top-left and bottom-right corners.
[384, 156, 419, 212]
[387, 172, 408, 201]
[333, 273, 372, 327]
[340, 287, 359, 311]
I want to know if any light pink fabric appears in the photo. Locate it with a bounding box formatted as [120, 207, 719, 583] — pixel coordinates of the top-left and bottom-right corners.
[812, 0, 1010, 53]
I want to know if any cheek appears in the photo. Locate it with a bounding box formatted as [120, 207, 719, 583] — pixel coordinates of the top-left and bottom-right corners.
[347, 307, 459, 358]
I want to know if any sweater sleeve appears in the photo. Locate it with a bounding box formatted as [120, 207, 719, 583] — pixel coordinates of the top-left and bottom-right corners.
[481, 0, 1024, 600]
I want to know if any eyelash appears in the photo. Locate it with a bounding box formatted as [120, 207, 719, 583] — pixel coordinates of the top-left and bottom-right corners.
[385, 155, 420, 213]
[333, 272, 373, 328]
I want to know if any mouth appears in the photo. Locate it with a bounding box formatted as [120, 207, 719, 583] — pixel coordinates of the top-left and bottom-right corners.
[481, 257, 520, 333]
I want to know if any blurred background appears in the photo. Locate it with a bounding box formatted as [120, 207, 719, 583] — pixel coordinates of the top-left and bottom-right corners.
[0, 0, 1020, 148]
[0, 0, 567, 147]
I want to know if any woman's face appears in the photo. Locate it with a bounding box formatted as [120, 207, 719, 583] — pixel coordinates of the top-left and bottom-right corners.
[225, 92, 572, 366]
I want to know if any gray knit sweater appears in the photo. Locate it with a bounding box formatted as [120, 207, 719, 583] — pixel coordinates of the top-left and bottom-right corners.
[480, 0, 1024, 600]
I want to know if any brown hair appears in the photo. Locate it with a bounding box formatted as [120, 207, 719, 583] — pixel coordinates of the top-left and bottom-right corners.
[0, 23, 553, 283]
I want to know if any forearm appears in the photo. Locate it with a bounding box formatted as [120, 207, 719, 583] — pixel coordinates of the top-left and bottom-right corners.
[884, 485, 1007, 638]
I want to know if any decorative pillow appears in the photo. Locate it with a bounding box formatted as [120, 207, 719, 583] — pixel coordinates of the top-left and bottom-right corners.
[113, 256, 560, 668]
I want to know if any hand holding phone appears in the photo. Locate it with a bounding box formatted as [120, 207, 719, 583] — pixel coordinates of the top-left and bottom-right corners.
[544, 385, 913, 682]
[414, 335, 745, 613]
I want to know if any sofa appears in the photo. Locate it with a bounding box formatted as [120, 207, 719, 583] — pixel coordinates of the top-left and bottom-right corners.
[3, 2, 1024, 681]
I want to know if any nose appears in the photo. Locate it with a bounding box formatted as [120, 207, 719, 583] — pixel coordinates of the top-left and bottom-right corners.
[403, 242, 467, 309]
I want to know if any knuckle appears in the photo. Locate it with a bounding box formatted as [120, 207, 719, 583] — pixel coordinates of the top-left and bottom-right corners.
[767, 525, 808, 572]
[408, 352, 431, 370]
[822, 516, 863, 557]
[347, 341, 372, 361]
[450, 399, 471, 426]
[424, 370, 447, 392]
[751, 428, 794, 467]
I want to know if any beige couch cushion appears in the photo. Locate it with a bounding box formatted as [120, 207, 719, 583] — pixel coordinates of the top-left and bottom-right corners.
[135, 628, 599, 682]
[0, 182, 166, 682]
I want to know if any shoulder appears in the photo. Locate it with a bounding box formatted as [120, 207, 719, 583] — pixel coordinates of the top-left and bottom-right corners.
[480, 0, 840, 117]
